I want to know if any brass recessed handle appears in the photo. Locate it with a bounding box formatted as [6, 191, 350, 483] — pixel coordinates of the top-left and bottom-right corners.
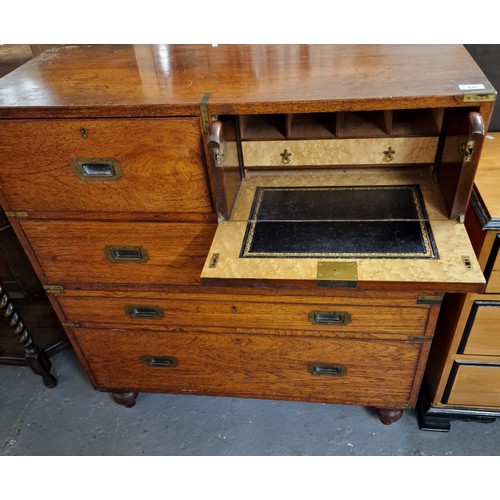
[308, 363, 346, 377]
[308, 310, 352, 326]
[125, 305, 164, 319]
[104, 245, 149, 263]
[142, 356, 177, 368]
[72, 158, 123, 181]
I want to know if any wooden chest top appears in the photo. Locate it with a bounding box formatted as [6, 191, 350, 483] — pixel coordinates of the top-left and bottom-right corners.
[0, 44, 494, 117]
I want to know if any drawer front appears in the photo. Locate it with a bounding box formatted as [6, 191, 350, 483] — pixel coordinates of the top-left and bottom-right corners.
[21, 220, 216, 286]
[75, 328, 421, 407]
[444, 362, 500, 407]
[460, 300, 500, 356]
[485, 237, 500, 293]
[242, 137, 439, 167]
[0, 118, 212, 214]
[486, 272, 500, 294]
[59, 295, 429, 338]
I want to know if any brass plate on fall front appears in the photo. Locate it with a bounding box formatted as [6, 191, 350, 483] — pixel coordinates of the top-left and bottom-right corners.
[317, 261, 358, 287]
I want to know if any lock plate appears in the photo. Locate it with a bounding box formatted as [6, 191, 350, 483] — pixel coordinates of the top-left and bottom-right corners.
[316, 261, 358, 288]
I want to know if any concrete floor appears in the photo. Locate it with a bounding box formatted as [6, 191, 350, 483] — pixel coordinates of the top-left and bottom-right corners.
[1, 346, 500, 456]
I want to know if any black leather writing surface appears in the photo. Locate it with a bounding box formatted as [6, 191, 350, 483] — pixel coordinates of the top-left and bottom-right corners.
[240, 185, 438, 259]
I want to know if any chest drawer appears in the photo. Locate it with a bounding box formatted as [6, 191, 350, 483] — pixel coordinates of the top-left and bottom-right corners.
[74, 327, 422, 408]
[0, 118, 212, 215]
[459, 299, 500, 356]
[484, 235, 500, 293]
[487, 272, 500, 293]
[21, 220, 216, 287]
[58, 294, 430, 339]
[485, 249, 500, 293]
[444, 362, 500, 408]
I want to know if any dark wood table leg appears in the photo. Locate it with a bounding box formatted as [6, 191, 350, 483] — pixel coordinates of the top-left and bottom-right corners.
[0, 282, 57, 387]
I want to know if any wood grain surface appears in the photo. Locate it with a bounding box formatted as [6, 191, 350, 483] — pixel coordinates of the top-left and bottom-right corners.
[446, 363, 500, 407]
[74, 327, 422, 408]
[241, 137, 439, 167]
[57, 294, 429, 339]
[462, 300, 500, 356]
[20, 220, 216, 286]
[0, 45, 494, 117]
[0, 118, 212, 215]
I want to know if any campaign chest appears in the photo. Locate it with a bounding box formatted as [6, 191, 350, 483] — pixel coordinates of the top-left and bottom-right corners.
[0, 44, 495, 425]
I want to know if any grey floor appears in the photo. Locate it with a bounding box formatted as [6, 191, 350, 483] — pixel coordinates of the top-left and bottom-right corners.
[1, 346, 500, 456]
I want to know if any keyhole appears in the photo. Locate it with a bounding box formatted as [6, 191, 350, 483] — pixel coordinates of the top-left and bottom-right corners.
[80, 128, 87, 139]
[231, 306, 237, 313]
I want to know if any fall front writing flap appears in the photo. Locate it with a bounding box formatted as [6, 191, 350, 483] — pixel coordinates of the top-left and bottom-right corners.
[201, 167, 485, 292]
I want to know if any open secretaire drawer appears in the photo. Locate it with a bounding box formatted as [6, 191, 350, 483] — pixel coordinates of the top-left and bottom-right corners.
[201, 166, 485, 292]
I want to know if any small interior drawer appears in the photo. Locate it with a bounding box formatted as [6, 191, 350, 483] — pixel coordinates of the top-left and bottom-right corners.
[75, 328, 421, 408]
[459, 300, 500, 356]
[241, 137, 438, 168]
[444, 362, 500, 407]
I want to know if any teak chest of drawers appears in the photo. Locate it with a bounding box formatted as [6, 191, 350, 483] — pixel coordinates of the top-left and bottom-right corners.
[0, 45, 496, 425]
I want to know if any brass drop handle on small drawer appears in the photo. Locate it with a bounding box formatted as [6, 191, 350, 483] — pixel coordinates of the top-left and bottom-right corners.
[308, 310, 352, 326]
[104, 245, 149, 263]
[383, 147, 395, 162]
[142, 356, 177, 368]
[308, 363, 346, 377]
[72, 158, 123, 181]
[125, 305, 164, 319]
[280, 149, 292, 164]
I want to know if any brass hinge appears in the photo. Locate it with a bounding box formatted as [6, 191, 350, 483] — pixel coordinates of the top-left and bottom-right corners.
[4, 211, 29, 218]
[462, 139, 475, 162]
[463, 93, 496, 103]
[44, 284, 64, 294]
[213, 146, 225, 167]
[209, 253, 219, 268]
[200, 92, 211, 133]
[462, 255, 472, 271]
[62, 321, 80, 328]
[417, 295, 443, 305]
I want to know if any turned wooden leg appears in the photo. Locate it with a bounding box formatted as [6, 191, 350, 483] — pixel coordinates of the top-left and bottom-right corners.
[26, 346, 57, 388]
[375, 408, 404, 425]
[112, 392, 138, 408]
[0, 282, 57, 388]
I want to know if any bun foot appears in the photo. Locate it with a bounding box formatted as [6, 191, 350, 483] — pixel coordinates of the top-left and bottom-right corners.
[375, 408, 403, 425]
[112, 392, 138, 408]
